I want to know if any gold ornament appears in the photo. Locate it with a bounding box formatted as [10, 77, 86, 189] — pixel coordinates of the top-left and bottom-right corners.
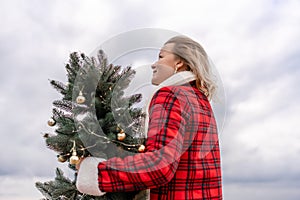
[117, 132, 126, 141]
[138, 145, 145, 153]
[69, 140, 80, 165]
[76, 91, 86, 104]
[69, 152, 79, 165]
[47, 118, 56, 126]
[57, 155, 68, 163]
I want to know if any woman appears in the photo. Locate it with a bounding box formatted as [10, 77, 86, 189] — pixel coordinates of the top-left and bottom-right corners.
[76, 35, 223, 199]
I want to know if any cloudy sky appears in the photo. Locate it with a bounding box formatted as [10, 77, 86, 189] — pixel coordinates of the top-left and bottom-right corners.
[1, 0, 300, 199]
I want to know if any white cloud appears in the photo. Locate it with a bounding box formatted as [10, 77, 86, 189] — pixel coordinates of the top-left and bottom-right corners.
[224, 181, 300, 200]
[221, 70, 300, 182]
[0, 176, 43, 199]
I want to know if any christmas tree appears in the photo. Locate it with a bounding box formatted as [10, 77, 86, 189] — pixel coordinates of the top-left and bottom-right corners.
[36, 50, 147, 200]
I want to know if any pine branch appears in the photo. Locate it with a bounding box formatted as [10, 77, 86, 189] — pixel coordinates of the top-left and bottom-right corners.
[53, 100, 73, 112]
[107, 65, 122, 82]
[35, 168, 78, 200]
[68, 52, 83, 74]
[96, 50, 108, 69]
[128, 94, 142, 106]
[46, 134, 72, 153]
[50, 80, 67, 95]
[65, 63, 78, 82]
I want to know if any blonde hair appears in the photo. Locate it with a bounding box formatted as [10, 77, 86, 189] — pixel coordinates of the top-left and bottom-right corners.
[165, 35, 217, 100]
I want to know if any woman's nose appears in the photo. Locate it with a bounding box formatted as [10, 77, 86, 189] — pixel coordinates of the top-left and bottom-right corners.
[151, 63, 156, 69]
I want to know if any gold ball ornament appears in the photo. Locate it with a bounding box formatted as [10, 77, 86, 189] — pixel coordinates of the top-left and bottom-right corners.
[47, 118, 56, 126]
[117, 132, 126, 141]
[69, 148, 80, 165]
[69, 154, 80, 165]
[57, 155, 68, 163]
[138, 145, 145, 153]
[76, 91, 86, 104]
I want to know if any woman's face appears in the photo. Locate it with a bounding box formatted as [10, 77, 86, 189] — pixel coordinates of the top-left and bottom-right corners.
[151, 43, 179, 85]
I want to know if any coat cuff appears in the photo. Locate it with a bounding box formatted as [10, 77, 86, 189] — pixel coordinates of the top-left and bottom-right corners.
[76, 157, 106, 196]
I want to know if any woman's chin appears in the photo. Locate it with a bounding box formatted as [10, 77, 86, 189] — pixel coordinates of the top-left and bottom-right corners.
[151, 80, 159, 86]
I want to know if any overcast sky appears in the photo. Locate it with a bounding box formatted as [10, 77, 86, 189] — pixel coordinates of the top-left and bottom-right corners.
[1, 0, 300, 199]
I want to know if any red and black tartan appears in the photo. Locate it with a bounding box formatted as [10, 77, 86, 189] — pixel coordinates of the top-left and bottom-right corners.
[97, 84, 223, 200]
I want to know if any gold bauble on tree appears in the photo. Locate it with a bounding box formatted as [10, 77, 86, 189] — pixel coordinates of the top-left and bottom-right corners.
[117, 130, 126, 141]
[57, 155, 68, 163]
[69, 152, 79, 165]
[69, 140, 80, 165]
[138, 145, 145, 153]
[47, 118, 56, 126]
[76, 91, 86, 104]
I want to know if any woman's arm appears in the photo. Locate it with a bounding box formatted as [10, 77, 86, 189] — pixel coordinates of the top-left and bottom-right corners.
[76, 86, 193, 194]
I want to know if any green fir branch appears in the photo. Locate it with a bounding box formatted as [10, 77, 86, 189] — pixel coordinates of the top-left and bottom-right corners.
[50, 80, 67, 95]
[53, 100, 73, 112]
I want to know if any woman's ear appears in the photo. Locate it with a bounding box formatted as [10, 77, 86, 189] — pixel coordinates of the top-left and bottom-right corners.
[175, 59, 186, 71]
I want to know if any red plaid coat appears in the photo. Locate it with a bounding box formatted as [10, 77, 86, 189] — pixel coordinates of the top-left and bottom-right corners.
[97, 84, 222, 199]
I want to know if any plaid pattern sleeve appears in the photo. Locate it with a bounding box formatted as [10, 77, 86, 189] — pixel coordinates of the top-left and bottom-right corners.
[96, 85, 223, 200]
